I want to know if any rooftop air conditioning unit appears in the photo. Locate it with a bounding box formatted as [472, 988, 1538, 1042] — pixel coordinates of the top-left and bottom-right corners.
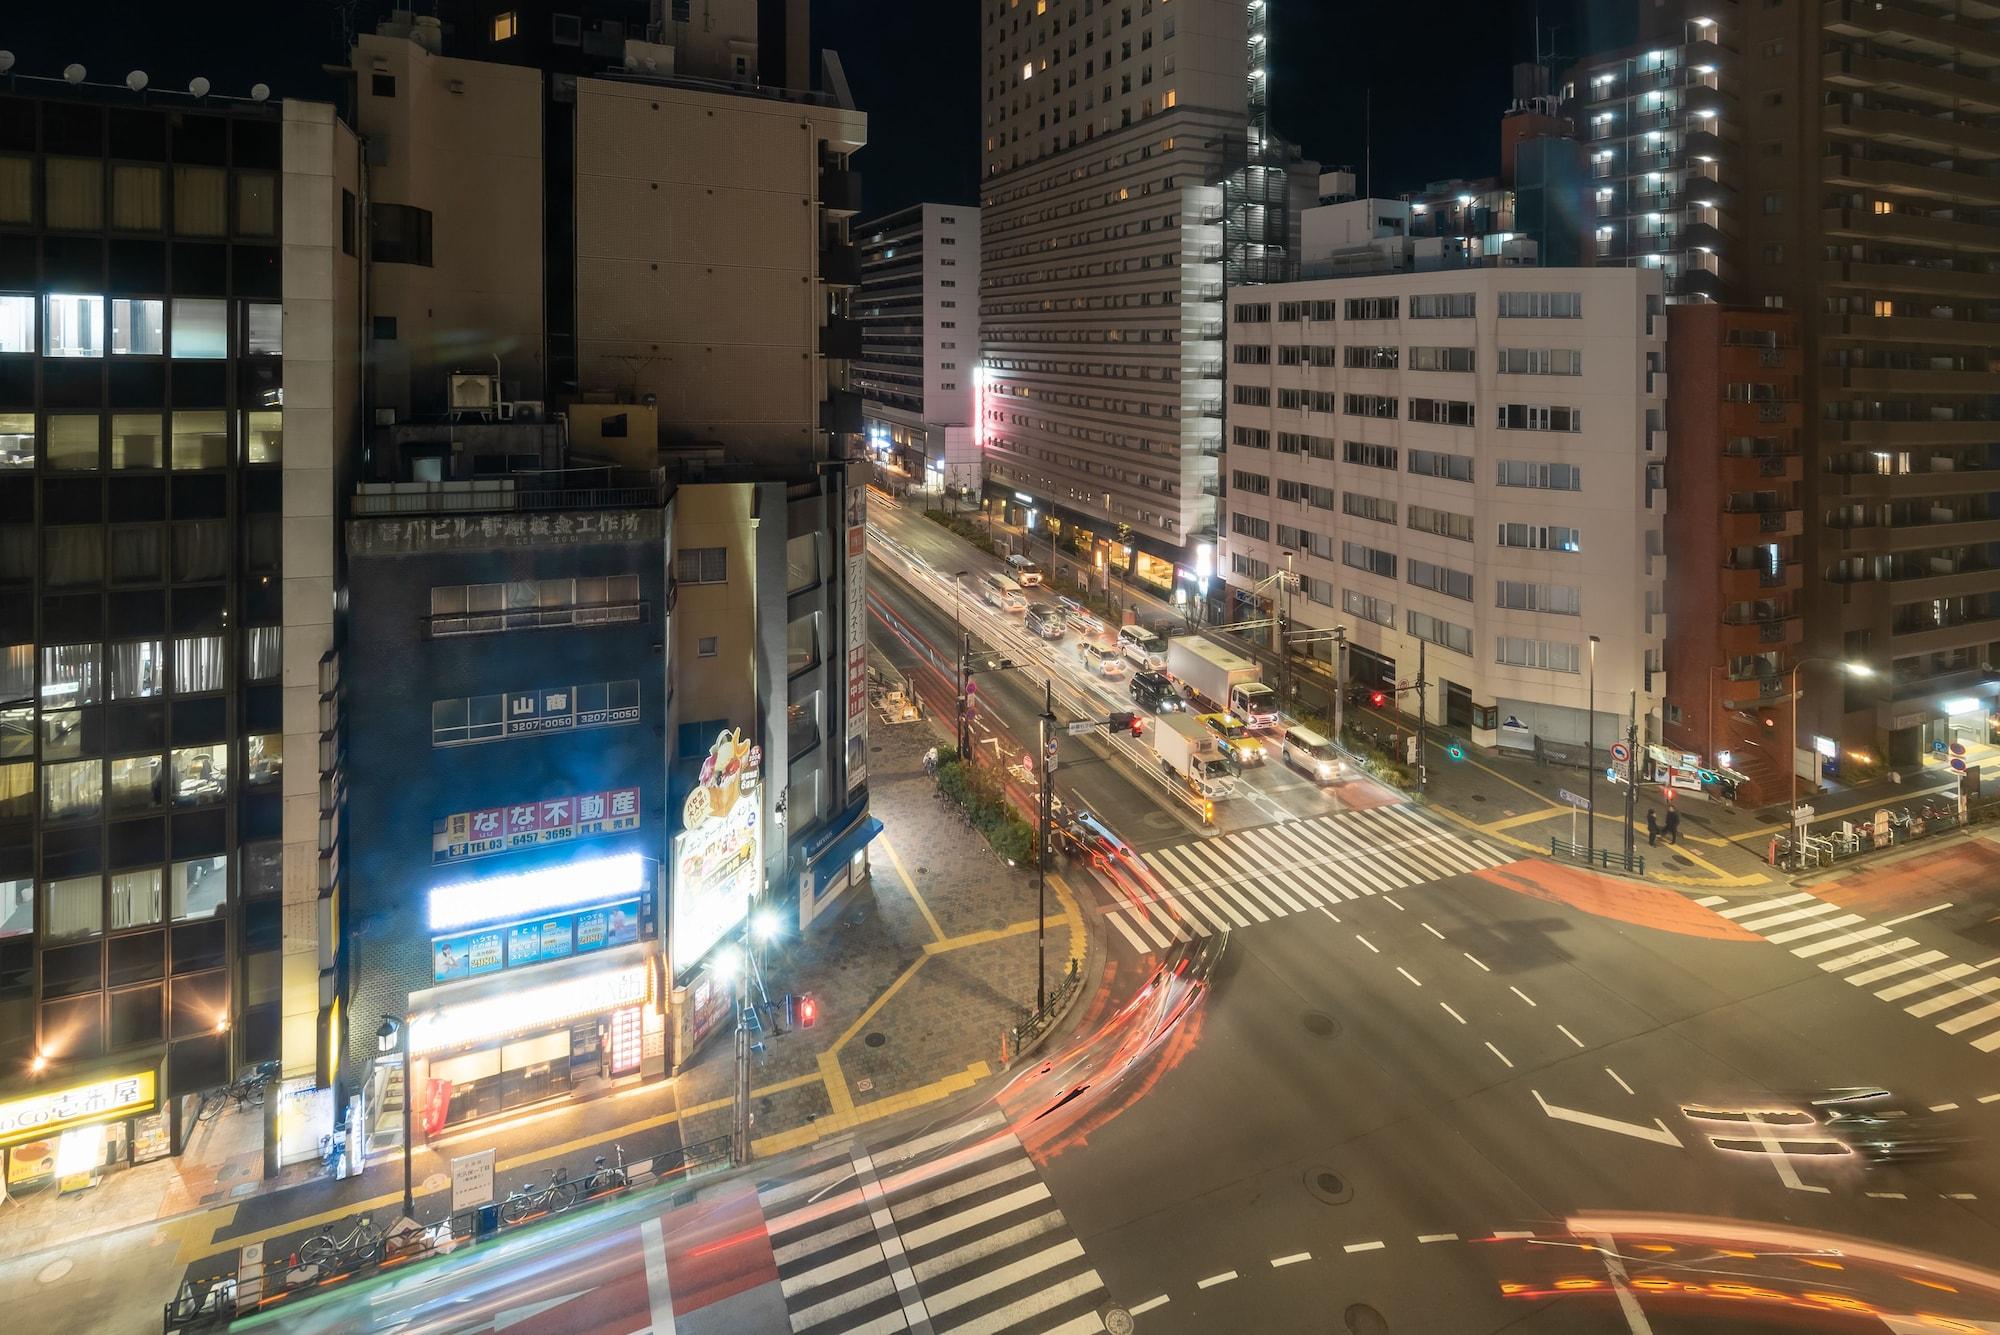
[448, 373, 498, 417]
[499, 400, 546, 424]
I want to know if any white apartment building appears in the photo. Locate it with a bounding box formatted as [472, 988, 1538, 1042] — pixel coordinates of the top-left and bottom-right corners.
[855, 204, 981, 495]
[979, 0, 1312, 592]
[1222, 267, 1669, 752]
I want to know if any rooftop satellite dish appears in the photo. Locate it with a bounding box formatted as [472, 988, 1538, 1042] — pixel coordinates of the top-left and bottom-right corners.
[63, 63, 86, 85]
[0, 53, 15, 75]
[188, 75, 210, 98]
[126, 70, 148, 92]
[249, 82, 270, 102]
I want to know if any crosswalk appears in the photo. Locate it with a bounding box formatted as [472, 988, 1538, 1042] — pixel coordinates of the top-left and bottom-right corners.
[1098, 805, 1512, 952]
[757, 1110, 1107, 1335]
[1710, 891, 2000, 1056]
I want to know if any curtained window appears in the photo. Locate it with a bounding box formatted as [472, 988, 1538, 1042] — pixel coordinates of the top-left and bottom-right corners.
[244, 626, 280, 681]
[45, 875, 102, 939]
[108, 526, 162, 583]
[173, 165, 227, 236]
[235, 172, 276, 236]
[43, 528, 103, 587]
[44, 158, 103, 230]
[244, 306, 281, 355]
[172, 521, 229, 582]
[110, 868, 162, 929]
[110, 164, 163, 231]
[110, 414, 163, 469]
[111, 299, 164, 355]
[0, 765, 31, 822]
[41, 644, 100, 705]
[108, 640, 162, 698]
[109, 754, 161, 813]
[173, 635, 224, 695]
[0, 156, 29, 224]
[0, 296, 32, 354]
[42, 759, 102, 821]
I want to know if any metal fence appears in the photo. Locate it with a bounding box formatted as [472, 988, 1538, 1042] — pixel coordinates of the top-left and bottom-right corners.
[1548, 838, 1646, 876]
[1002, 958, 1083, 1067]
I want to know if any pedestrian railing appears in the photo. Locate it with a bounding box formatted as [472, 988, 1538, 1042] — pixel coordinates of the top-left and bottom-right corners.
[1548, 838, 1645, 876]
[1002, 958, 1082, 1066]
[163, 1136, 733, 1332]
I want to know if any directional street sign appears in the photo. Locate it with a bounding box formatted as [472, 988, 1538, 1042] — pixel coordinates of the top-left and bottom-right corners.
[1558, 789, 1591, 810]
[1066, 720, 1099, 735]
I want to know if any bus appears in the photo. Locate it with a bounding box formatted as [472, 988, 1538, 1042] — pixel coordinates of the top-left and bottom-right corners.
[981, 571, 1027, 613]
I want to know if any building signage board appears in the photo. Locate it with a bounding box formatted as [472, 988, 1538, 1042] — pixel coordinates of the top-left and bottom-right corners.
[433, 788, 641, 865]
[451, 1149, 495, 1212]
[433, 896, 647, 983]
[349, 509, 661, 556]
[845, 480, 870, 796]
[671, 728, 764, 981]
[608, 1006, 644, 1077]
[409, 960, 650, 1056]
[0, 1070, 158, 1148]
[501, 683, 641, 738]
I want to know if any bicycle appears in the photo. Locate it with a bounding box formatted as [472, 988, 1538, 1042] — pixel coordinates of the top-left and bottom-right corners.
[500, 1167, 580, 1224]
[299, 1212, 384, 1271]
[582, 1145, 629, 1196]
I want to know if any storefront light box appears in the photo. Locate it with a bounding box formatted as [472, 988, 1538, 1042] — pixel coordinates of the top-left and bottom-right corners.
[432, 898, 644, 983]
[428, 850, 648, 935]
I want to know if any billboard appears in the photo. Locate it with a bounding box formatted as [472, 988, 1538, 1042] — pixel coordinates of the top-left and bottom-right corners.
[671, 727, 764, 981]
[432, 896, 648, 983]
[845, 480, 869, 795]
[433, 788, 641, 865]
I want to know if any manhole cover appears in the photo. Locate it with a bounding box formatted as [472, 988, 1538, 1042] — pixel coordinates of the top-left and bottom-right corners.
[864, 1031, 887, 1048]
[1305, 1166, 1353, 1206]
[1344, 1303, 1389, 1334]
[422, 1172, 450, 1192]
[36, 1258, 72, 1285]
[1103, 1308, 1135, 1335]
[1301, 1010, 1338, 1037]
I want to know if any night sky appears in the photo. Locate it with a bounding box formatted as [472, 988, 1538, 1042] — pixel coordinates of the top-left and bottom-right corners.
[4, 0, 1640, 214]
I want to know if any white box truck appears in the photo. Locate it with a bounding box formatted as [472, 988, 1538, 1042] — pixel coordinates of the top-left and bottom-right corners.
[1169, 636, 1264, 715]
[1155, 713, 1236, 799]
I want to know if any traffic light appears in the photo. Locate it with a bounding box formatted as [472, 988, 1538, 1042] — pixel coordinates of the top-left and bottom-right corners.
[1369, 690, 1387, 708]
[1107, 710, 1143, 736]
[799, 993, 819, 1028]
[1446, 742, 1466, 761]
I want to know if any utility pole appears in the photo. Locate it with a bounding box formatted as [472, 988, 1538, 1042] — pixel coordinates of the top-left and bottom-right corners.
[956, 630, 971, 756]
[1037, 681, 1055, 1013]
[1332, 624, 1348, 745]
[1278, 552, 1295, 722]
[1623, 690, 1639, 869]
[731, 933, 751, 1164]
[1415, 640, 1428, 790]
[1586, 634, 1600, 862]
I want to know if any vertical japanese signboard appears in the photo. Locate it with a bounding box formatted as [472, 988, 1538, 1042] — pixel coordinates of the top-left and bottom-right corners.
[845, 478, 869, 796]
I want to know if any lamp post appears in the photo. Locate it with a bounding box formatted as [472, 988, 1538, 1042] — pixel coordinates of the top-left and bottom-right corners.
[375, 1016, 414, 1220]
[1586, 635, 1600, 862]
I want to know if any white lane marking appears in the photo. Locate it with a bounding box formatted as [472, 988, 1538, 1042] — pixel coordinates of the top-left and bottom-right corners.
[1440, 1002, 1467, 1025]
[1606, 1068, 1634, 1096]
[1464, 952, 1491, 972]
[1317, 905, 1342, 924]
[640, 1216, 679, 1335]
[1980, 1093, 2000, 1104]
[1356, 934, 1380, 954]
[1486, 1042, 1514, 1069]
[909, 1212, 1066, 1286]
[1343, 1241, 1386, 1254]
[1104, 911, 1152, 953]
[1768, 914, 1866, 944]
[1945, 1192, 1979, 1200]
[1882, 902, 1954, 927]
[1129, 1295, 1170, 1315]
[1383, 894, 1406, 912]
[1197, 1270, 1238, 1289]
[1909, 978, 2000, 1019]
[1867, 1191, 1907, 1200]
[1422, 922, 1446, 940]
[1270, 1252, 1312, 1268]
[1593, 1233, 1658, 1335]
[1533, 1090, 1683, 1147]
[1695, 895, 1727, 907]
[1397, 967, 1423, 987]
[1557, 1024, 1585, 1048]
[1490, 1231, 1535, 1241]
[1800, 930, 1901, 964]
[1418, 1233, 1459, 1244]
[1745, 1117, 1832, 1195]
[1930, 1102, 1961, 1113]
[1877, 963, 1975, 1002]
[1510, 986, 1537, 1007]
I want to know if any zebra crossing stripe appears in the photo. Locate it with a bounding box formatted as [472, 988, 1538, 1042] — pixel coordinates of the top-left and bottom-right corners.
[1766, 914, 1865, 945]
[1938, 999, 2000, 1035]
[1717, 892, 1815, 920]
[1103, 909, 1153, 952]
[1876, 963, 1976, 1003]
[1906, 976, 2000, 1019]
[1101, 870, 1181, 947]
[1736, 902, 1844, 933]
[1845, 950, 1946, 987]
[1974, 1027, 2000, 1053]
[1215, 832, 1316, 915]
[1174, 842, 1285, 921]
[1287, 819, 1406, 896]
[1277, 821, 1374, 897]
[902, 1182, 1054, 1251]
[1145, 845, 1253, 927]
[1810, 934, 1913, 969]
[1233, 826, 1340, 910]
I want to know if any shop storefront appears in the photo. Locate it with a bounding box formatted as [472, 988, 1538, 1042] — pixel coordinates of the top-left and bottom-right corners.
[0, 1064, 165, 1198]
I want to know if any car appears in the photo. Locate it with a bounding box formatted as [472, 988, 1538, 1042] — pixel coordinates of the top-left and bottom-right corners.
[1280, 726, 1347, 782]
[1129, 671, 1184, 714]
[1079, 639, 1128, 678]
[1198, 712, 1267, 767]
[1025, 604, 1066, 640]
[1006, 554, 1044, 586]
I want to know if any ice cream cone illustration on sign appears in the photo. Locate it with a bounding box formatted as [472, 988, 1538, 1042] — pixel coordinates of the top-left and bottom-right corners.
[700, 728, 755, 819]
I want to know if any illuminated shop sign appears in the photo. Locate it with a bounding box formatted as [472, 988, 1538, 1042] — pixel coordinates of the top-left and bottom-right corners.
[503, 681, 641, 736]
[409, 960, 651, 1056]
[428, 850, 649, 934]
[671, 728, 764, 981]
[608, 1006, 643, 1077]
[0, 1070, 158, 1148]
[430, 896, 648, 983]
[433, 787, 641, 864]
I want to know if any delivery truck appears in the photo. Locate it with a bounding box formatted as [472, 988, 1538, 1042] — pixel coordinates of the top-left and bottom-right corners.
[1168, 636, 1264, 715]
[1154, 713, 1236, 800]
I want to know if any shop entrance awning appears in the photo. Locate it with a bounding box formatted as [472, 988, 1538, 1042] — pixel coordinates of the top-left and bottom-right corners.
[808, 815, 883, 892]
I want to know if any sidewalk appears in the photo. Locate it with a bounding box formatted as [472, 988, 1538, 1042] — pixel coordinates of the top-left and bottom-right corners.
[0, 716, 1090, 1290]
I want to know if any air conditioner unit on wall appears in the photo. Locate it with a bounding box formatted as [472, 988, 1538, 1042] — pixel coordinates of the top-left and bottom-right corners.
[498, 400, 546, 424]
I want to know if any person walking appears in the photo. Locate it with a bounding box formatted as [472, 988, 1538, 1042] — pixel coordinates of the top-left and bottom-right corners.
[1645, 809, 1660, 848]
[1664, 807, 1681, 845]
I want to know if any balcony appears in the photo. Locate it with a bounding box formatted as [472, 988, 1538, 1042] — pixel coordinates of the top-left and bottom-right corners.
[351, 471, 666, 517]
[1826, 153, 2000, 206]
[1680, 128, 1734, 163]
[1823, 0, 2000, 67]
[1720, 675, 1794, 712]
[1824, 48, 2000, 115]
[1719, 613, 1802, 655]
[1836, 516, 2000, 553]
[1830, 417, 2000, 447]
[1835, 366, 2000, 394]
[1822, 207, 2000, 253]
[820, 241, 861, 287]
[1833, 462, 2000, 499]
[1887, 617, 2000, 657]
[1821, 100, 2000, 162]
[1721, 507, 1802, 543]
[1721, 561, 1802, 600]
[819, 164, 863, 215]
[1821, 312, 2000, 344]
[1819, 260, 2000, 300]
[1722, 449, 1803, 485]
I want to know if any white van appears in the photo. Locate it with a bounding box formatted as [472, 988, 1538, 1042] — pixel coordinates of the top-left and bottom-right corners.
[1078, 639, 1129, 678]
[1118, 624, 1169, 671]
[1282, 727, 1347, 783]
[1007, 554, 1044, 587]
[981, 571, 1027, 613]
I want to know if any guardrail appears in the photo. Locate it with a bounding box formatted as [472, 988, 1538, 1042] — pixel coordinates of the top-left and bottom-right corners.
[1548, 838, 1645, 875]
[1001, 957, 1083, 1066]
[163, 1136, 733, 1331]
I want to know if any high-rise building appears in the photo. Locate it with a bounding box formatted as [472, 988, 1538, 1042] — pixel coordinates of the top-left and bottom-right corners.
[978, 0, 1315, 596]
[854, 203, 981, 497]
[0, 80, 360, 1172]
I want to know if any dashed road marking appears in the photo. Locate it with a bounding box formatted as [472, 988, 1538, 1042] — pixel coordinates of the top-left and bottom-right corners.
[1980, 1093, 2000, 1104]
[1606, 1068, 1634, 1096]
[1356, 934, 1380, 954]
[1695, 895, 1727, 907]
[1486, 1042, 1514, 1069]
[1317, 906, 1341, 924]
[1930, 1102, 1960, 1112]
[1510, 986, 1536, 1007]
[1344, 1241, 1386, 1254]
[1397, 967, 1422, 987]
[1440, 1002, 1467, 1025]
[1270, 1252, 1312, 1268]
[1490, 1231, 1535, 1241]
[1945, 1192, 1979, 1201]
[1422, 922, 1445, 940]
[1464, 952, 1490, 972]
[1881, 902, 1953, 927]
[1383, 895, 1406, 912]
[1866, 1192, 1907, 1200]
[1418, 1233, 1458, 1244]
[1557, 1024, 1585, 1048]
[1197, 1270, 1238, 1289]
[1130, 1295, 1170, 1315]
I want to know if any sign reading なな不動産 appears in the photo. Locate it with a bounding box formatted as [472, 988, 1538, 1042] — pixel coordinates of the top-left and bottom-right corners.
[0, 1071, 158, 1148]
[433, 787, 641, 864]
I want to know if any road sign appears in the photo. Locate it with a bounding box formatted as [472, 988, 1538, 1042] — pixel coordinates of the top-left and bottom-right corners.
[1558, 789, 1591, 810]
[1066, 720, 1099, 735]
[1610, 741, 1631, 764]
[451, 1148, 495, 1212]
[1952, 757, 1968, 773]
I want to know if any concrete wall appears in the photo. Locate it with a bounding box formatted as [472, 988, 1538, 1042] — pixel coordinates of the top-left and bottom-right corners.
[668, 484, 760, 739]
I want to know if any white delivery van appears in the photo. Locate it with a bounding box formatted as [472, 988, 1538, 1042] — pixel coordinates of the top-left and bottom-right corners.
[1078, 639, 1129, 678]
[981, 571, 1027, 613]
[1281, 727, 1347, 783]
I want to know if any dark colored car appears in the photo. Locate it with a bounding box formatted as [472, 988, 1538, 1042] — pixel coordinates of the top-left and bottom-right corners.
[1129, 671, 1184, 714]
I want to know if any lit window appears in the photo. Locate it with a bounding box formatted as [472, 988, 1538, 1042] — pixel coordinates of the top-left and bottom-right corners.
[492, 10, 517, 40]
[171, 299, 228, 359]
[171, 855, 228, 922]
[1162, 88, 1176, 108]
[0, 295, 32, 353]
[112, 298, 164, 355]
[45, 293, 104, 357]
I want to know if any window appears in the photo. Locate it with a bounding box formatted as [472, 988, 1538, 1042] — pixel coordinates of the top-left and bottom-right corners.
[44, 158, 104, 230]
[45, 293, 104, 357]
[171, 299, 228, 359]
[371, 203, 434, 266]
[1341, 492, 1396, 525]
[46, 875, 102, 939]
[1408, 449, 1473, 482]
[1341, 542, 1396, 579]
[1496, 635, 1580, 672]
[1496, 403, 1581, 432]
[1408, 346, 1474, 373]
[1233, 302, 1271, 323]
[341, 189, 357, 257]
[1232, 426, 1270, 451]
[1496, 460, 1581, 490]
[1344, 296, 1399, 320]
[1231, 513, 1270, 540]
[1233, 343, 1270, 364]
[1762, 191, 1784, 214]
[1760, 90, 1783, 108]
[1343, 393, 1397, 419]
[493, 10, 518, 39]
[1342, 588, 1393, 627]
[1407, 610, 1472, 655]
[173, 635, 225, 694]
[1760, 37, 1784, 56]
[112, 298, 164, 355]
[109, 755, 161, 813]
[109, 641, 163, 698]
[0, 767, 29, 822]
[244, 304, 282, 355]
[1344, 345, 1398, 370]
[675, 547, 728, 584]
[171, 744, 227, 806]
[1497, 347, 1580, 376]
[44, 759, 102, 821]
[174, 165, 227, 236]
[236, 173, 277, 237]
[0, 156, 28, 224]
[172, 411, 228, 469]
[1496, 580, 1581, 615]
[1408, 559, 1473, 601]
[372, 316, 398, 341]
[1233, 385, 1270, 406]
[0, 412, 32, 468]
[1762, 242, 1785, 265]
[1496, 522, 1581, 552]
[246, 734, 282, 785]
[172, 856, 228, 922]
[173, 522, 229, 582]
[42, 644, 100, 706]
[1344, 441, 1397, 470]
[1230, 469, 1270, 496]
[0, 877, 31, 938]
[108, 162, 164, 231]
[372, 73, 397, 98]
[1407, 505, 1474, 542]
[46, 415, 100, 470]
[43, 527, 100, 585]
[1410, 292, 1475, 319]
[244, 626, 281, 681]
[1497, 291, 1581, 319]
[1409, 397, 1475, 427]
[0, 295, 31, 353]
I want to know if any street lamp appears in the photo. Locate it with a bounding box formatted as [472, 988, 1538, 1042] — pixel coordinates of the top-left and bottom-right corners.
[375, 1016, 414, 1220]
[1586, 635, 1600, 862]
[1786, 657, 1873, 807]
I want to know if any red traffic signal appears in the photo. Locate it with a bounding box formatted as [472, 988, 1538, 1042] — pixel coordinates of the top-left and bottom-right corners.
[799, 993, 819, 1028]
[1108, 710, 1144, 736]
[1369, 690, 1387, 708]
